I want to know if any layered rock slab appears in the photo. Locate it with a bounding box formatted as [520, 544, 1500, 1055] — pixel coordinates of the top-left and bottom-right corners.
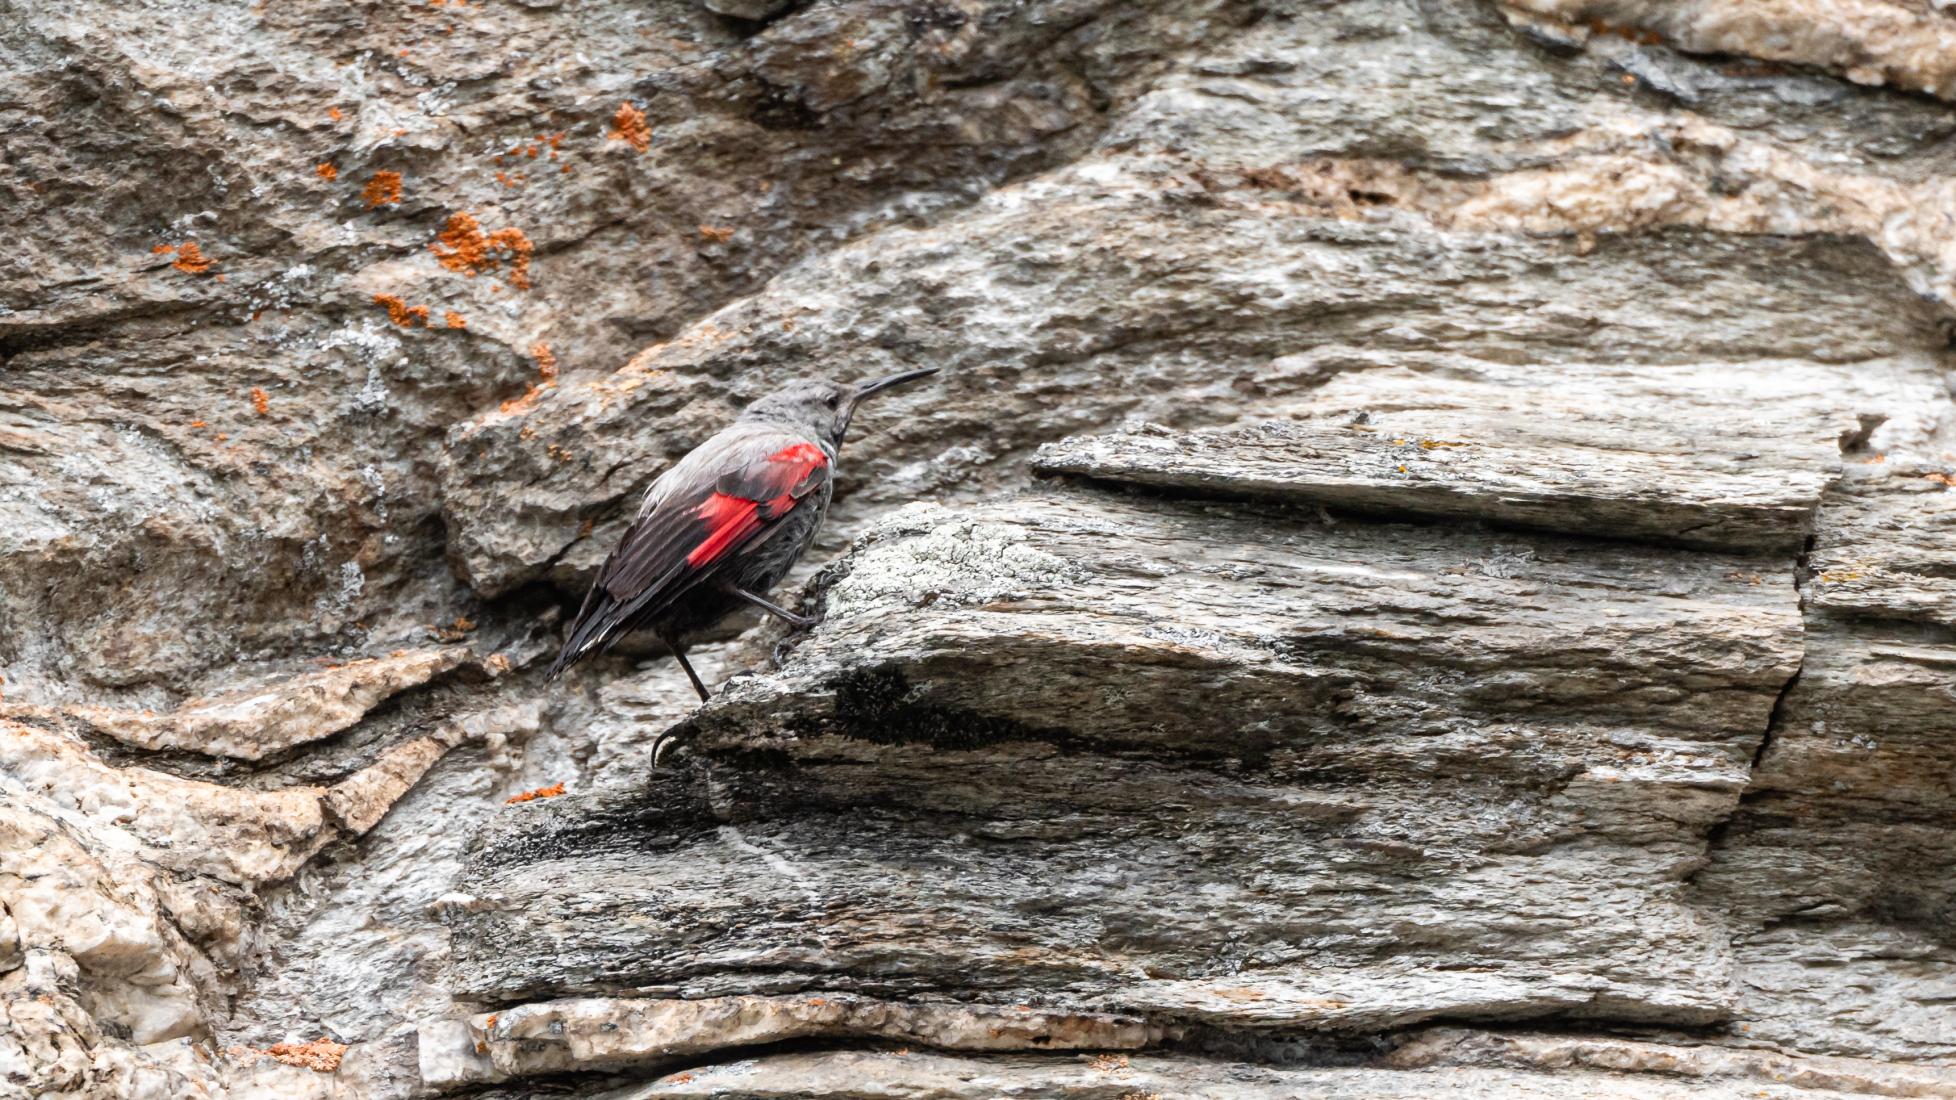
[449, 491, 1801, 1034]
[1808, 463, 1956, 629]
[440, 198, 1931, 598]
[1691, 619, 1956, 1065]
[1689, 398, 1956, 1067]
[592, 1047, 1920, 1100]
[419, 993, 1159, 1087]
[1034, 351, 1946, 554]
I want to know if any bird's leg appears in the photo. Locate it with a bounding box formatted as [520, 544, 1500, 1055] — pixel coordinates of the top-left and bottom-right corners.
[728, 586, 818, 629]
[662, 634, 711, 703]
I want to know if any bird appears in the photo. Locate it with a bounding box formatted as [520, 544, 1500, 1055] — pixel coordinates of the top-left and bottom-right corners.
[545, 367, 939, 698]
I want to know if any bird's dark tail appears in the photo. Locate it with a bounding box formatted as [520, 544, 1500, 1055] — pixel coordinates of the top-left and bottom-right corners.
[547, 566, 693, 680]
[545, 575, 613, 681]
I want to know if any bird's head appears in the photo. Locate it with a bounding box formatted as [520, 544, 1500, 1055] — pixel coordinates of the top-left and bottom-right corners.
[739, 367, 939, 447]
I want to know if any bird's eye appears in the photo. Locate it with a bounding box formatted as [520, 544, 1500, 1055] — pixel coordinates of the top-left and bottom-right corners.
[824, 394, 839, 409]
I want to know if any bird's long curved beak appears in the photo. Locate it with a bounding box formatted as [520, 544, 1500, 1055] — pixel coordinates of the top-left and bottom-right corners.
[851, 366, 939, 403]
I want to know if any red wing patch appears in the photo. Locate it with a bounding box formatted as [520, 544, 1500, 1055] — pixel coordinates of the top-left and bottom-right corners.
[766, 442, 829, 496]
[687, 491, 762, 567]
[686, 444, 828, 567]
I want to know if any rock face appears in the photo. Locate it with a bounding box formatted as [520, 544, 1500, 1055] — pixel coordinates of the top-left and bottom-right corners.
[3, 0, 1955, 1098]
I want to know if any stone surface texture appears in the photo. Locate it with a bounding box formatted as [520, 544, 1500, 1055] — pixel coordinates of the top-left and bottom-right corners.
[3, 0, 1954, 1097]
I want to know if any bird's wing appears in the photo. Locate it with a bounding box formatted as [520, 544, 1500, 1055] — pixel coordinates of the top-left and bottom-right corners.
[547, 430, 831, 678]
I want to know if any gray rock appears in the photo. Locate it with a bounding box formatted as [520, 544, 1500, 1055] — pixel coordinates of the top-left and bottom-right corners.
[452, 993, 1158, 1078]
[589, 1046, 1932, 1099]
[5, 0, 1956, 1095]
[702, 0, 798, 20]
[447, 492, 1801, 1034]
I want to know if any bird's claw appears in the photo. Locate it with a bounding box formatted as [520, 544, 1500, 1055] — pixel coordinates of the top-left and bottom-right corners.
[651, 730, 678, 769]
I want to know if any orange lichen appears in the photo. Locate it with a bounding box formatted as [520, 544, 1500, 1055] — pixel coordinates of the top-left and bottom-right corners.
[444, 310, 467, 329]
[373, 293, 432, 328]
[532, 342, 558, 382]
[505, 781, 565, 804]
[151, 243, 175, 255]
[250, 387, 270, 415]
[189, 420, 208, 429]
[1587, 19, 1662, 45]
[328, 106, 343, 121]
[608, 102, 651, 152]
[473, 224, 534, 287]
[169, 242, 216, 275]
[316, 163, 338, 181]
[429, 212, 535, 289]
[250, 1038, 347, 1073]
[453, 616, 475, 632]
[483, 1013, 497, 1027]
[362, 170, 403, 208]
[1925, 472, 1956, 487]
[432, 213, 489, 272]
[699, 224, 734, 243]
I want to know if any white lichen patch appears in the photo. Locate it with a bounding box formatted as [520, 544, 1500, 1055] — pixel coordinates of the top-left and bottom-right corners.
[821, 503, 1084, 620]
